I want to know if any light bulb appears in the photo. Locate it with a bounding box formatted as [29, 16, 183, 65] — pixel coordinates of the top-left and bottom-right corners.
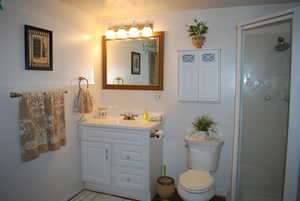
[117, 28, 127, 38]
[106, 29, 116, 39]
[141, 26, 153, 37]
[129, 27, 139, 37]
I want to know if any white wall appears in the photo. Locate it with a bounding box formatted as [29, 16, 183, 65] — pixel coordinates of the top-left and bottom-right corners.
[0, 1, 100, 201]
[100, 3, 299, 195]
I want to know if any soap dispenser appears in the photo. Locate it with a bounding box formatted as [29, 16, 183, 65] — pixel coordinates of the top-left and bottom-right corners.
[143, 108, 149, 120]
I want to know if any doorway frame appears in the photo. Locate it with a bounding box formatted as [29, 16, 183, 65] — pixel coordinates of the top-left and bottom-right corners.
[231, 7, 300, 201]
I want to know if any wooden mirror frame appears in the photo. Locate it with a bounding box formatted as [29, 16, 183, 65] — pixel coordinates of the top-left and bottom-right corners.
[102, 31, 164, 90]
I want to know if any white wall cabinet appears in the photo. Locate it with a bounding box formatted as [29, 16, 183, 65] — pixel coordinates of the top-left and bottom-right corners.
[79, 121, 163, 201]
[178, 49, 221, 103]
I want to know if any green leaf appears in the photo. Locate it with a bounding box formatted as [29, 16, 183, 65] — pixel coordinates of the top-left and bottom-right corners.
[186, 19, 208, 36]
[192, 114, 216, 131]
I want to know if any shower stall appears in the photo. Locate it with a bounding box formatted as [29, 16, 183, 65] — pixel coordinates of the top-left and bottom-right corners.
[232, 9, 300, 201]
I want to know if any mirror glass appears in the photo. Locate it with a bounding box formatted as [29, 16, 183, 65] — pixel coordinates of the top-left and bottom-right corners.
[103, 32, 164, 90]
[106, 38, 159, 85]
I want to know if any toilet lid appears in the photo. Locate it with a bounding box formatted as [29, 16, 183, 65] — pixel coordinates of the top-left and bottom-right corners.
[179, 169, 214, 193]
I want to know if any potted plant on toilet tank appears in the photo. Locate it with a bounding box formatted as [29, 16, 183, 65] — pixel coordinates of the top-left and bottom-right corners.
[192, 114, 216, 137]
[186, 19, 208, 48]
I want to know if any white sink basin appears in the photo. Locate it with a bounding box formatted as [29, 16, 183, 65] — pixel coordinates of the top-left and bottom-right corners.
[93, 119, 149, 125]
[81, 118, 162, 130]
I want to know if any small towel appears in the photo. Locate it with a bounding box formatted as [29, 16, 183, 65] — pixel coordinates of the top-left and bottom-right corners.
[73, 85, 93, 114]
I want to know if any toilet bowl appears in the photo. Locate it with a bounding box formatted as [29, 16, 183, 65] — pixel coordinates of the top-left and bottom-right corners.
[178, 136, 224, 201]
[178, 169, 215, 201]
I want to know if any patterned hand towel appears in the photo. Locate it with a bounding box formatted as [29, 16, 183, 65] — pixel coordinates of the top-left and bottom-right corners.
[73, 85, 93, 114]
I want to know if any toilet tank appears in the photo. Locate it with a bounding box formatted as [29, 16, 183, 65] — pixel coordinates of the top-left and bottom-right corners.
[185, 136, 224, 172]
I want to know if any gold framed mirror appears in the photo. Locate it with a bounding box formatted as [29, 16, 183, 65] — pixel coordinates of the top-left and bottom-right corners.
[102, 31, 164, 90]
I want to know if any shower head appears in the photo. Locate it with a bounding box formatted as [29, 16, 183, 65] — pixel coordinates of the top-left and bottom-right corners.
[274, 36, 290, 52]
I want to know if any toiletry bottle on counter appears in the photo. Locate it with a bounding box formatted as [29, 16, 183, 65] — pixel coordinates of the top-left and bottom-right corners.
[143, 108, 149, 120]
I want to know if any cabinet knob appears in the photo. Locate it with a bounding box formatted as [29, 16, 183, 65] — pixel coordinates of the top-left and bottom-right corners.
[105, 155, 108, 160]
[126, 155, 131, 160]
[126, 177, 131, 182]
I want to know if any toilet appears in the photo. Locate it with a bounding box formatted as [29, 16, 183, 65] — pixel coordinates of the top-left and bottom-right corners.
[178, 136, 224, 201]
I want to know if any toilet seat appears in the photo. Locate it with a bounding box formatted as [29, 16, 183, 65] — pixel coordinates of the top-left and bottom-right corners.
[179, 169, 214, 193]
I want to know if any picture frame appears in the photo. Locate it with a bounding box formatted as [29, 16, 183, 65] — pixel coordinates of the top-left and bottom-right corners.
[25, 25, 53, 71]
[131, 51, 141, 75]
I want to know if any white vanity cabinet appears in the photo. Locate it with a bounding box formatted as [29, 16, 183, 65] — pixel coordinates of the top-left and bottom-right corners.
[178, 49, 221, 103]
[79, 119, 163, 201]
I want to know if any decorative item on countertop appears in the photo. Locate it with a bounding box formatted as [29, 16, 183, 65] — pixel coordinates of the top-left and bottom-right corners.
[192, 113, 216, 137]
[97, 107, 108, 119]
[148, 112, 164, 122]
[143, 108, 149, 120]
[73, 76, 93, 114]
[186, 19, 208, 48]
[157, 165, 175, 201]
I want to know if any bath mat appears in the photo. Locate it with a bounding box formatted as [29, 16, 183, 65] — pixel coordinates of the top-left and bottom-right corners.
[70, 190, 135, 201]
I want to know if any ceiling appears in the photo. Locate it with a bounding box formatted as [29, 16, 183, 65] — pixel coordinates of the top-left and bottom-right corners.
[60, 0, 299, 19]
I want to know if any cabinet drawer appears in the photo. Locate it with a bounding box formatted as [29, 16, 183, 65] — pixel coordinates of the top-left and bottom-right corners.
[112, 166, 145, 190]
[81, 127, 146, 145]
[112, 144, 145, 168]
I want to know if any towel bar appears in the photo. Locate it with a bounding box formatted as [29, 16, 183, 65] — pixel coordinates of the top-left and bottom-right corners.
[9, 91, 68, 98]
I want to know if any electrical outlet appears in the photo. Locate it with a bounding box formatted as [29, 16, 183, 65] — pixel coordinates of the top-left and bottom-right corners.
[155, 93, 162, 101]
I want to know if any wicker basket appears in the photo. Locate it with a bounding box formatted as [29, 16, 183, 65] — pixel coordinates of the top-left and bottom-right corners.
[157, 176, 175, 200]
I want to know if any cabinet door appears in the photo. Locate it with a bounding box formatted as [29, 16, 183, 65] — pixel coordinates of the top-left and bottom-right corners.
[81, 142, 111, 184]
[178, 51, 199, 101]
[198, 49, 221, 102]
[178, 49, 220, 103]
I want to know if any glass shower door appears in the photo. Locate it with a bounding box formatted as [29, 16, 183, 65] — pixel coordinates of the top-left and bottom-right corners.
[238, 20, 292, 201]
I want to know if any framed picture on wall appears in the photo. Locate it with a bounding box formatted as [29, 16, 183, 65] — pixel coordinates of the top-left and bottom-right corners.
[131, 51, 141, 75]
[25, 25, 53, 71]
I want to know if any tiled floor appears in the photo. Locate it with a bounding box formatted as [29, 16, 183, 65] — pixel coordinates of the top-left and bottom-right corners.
[152, 192, 226, 201]
[71, 190, 226, 201]
[70, 190, 134, 201]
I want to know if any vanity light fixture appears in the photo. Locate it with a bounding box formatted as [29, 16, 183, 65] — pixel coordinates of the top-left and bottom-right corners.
[129, 27, 140, 37]
[141, 25, 153, 37]
[106, 29, 116, 39]
[117, 27, 127, 38]
[105, 22, 153, 39]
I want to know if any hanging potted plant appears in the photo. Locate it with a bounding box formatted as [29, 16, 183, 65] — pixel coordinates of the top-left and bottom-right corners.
[192, 114, 216, 137]
[186, 19, 208, 48]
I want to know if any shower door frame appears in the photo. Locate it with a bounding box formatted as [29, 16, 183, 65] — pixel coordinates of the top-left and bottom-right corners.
[232, 7, 300, 201]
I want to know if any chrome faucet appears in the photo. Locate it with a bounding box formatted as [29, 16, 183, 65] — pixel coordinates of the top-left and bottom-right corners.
[120, 112, 138, 120]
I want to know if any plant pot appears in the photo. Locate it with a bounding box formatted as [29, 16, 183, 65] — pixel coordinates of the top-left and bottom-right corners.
[194, 131, 208, 137]
[157, 176, 175, 200]
[191, 36, 206, 48]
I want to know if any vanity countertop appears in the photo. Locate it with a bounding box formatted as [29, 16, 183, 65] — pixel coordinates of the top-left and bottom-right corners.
[80, 118, 163, 130]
